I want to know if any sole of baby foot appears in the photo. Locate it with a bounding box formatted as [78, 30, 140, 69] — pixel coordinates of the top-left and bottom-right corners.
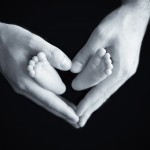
[72, 48, 113, 91]
[27, 52, 66, 95]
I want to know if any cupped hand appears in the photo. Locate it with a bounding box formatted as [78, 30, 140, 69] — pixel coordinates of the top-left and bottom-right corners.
[0, 23, 79, 127]
[71, 3, 150, 127]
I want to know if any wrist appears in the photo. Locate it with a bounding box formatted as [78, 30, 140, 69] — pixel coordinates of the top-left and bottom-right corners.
[122, 0, 150, 13]
[122, 0, 150, 6]
[121, 0, 150, 22]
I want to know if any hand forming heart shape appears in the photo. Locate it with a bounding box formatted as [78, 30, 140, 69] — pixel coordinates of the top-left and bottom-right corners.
[0, 2, 149, 128]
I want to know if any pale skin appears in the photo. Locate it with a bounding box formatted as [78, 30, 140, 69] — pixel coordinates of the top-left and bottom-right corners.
[71, 48, 113, 91]
[0, 0, 149, 128]
[27, 48, 113, 94]
[26, 47, 112, 130]
[0, 23, 79, 127]
[27, 52, 66, 95]
[71, 0, 150, 127]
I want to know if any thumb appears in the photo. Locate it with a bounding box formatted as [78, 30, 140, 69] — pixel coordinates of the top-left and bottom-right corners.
[47, 45, 72, 71]
[70, 45, 92, 73]
[70, 28, 106, 73]
[32, 34, 71, 71]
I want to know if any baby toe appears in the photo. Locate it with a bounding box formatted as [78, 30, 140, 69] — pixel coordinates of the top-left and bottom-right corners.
[27, 65, 35, 77]
[104, 53, 111, 59]
[27, 65, 33, 71]
[29, 60, 35, 67]
[96, 48, 106, 58]
[37, 52, 47, 62]
[105, 58, 112, 64]
[32, 56, 38, 63]
[106, 63, 113, 69]
[29, 69, 35, 77]
[105, 69, 112, 75]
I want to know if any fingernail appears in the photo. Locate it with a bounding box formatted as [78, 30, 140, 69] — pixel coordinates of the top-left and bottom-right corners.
[79, 120, 85, 128]
[61, 57, 72, 70]
[76, 109, 83, 117]
[72, 123, 80, 129]
[77, 112, 83, 117]
[70, 115, 79, 123]
[70, 61, 83, 73]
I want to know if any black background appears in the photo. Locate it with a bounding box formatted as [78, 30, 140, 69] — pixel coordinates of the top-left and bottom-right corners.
[0, 1, 150, 149]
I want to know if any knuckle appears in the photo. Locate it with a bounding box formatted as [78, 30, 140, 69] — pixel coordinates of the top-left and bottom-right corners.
[17, 83, 26, 91]
[13, 86, 22, 94]
[27, 34, 39, 50]
[95, 26, 106, 39]
[16, 79, 27, 91]
[80, 46, 91, 59]
[51, 47, 62, 59]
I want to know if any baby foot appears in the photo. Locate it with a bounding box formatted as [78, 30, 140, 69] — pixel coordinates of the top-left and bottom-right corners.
[72, 48, 113, 91]
[27, 52, 66, 95]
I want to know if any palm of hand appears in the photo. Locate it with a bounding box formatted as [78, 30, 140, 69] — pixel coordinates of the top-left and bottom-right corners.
[70, 5, 148, 127]
[0, 5, 149, 128]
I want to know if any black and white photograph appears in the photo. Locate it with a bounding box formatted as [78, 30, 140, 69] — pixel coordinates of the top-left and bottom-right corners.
[0, 0, 150, 149]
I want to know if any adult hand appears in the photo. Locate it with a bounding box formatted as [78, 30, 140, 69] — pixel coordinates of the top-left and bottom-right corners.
[0, 23, 79, 126]
[71, 1, 150, 127]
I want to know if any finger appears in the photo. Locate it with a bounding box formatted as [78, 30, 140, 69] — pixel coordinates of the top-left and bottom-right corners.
[31, 35, 71, 71]
[78, 77, 127, 127]
[23, 79, 79, 123]
[23, 91, 80, 128]
[71, 29, 106, 73]
[76, 68, 128, 117]
[59, 96, 77, 111]
[58, 96, 80, 128]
